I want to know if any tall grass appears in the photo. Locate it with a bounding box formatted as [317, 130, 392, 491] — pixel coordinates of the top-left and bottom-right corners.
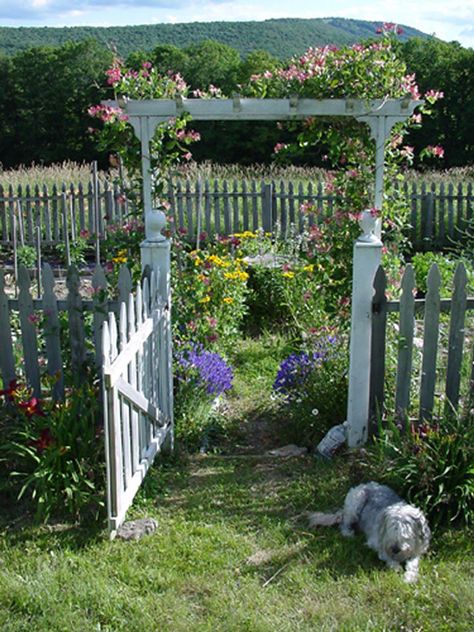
[0, 161, 110, 189]
[177, 162, 474, 185]
[1, 161, 473, 190]
[403, 166, 474, 185]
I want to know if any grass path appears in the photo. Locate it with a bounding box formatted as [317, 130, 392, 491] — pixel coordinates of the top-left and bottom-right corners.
[0, 336, 473, 631]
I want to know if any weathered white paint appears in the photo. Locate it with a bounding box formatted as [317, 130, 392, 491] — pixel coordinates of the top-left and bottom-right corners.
[102, 274, 172, 538]
[347, 211, 382, 447]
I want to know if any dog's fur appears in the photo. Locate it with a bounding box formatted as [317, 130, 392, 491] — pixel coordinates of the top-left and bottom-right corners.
[308, 482, 430, 583]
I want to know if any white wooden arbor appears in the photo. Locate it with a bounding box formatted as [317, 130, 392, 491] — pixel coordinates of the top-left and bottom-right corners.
[108, 96, 422, 447]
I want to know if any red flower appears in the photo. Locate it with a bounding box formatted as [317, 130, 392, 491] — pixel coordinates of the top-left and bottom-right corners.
[0, 379, 19, 401]
[31, 428, 54, 453]
[18, 397, 45, 417]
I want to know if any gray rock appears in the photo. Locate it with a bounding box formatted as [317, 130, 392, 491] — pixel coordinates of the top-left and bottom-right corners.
[267, 444, 308, 457]
[116, 517, 158, 541]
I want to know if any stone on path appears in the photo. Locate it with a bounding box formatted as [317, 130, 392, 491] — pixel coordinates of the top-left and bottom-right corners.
[266, 444, 308, 457]
[116, 517, 158, 541]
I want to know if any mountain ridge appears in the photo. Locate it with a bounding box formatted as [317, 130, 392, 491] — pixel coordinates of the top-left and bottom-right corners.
[0, 17, 430, 58]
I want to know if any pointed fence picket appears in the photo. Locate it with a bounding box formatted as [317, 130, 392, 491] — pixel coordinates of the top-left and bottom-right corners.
[370, 261, 474, 425]
[0, 180, 128, 247]
[1, 179, 473, 250]
[0, 262, 120, 399]
[101, 270, 172, 537]
[165, 179, 474, 247]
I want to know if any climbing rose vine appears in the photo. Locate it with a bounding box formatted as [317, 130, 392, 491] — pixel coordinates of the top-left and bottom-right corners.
[88, 59, 201, 208]
[242, 25, 443, 254]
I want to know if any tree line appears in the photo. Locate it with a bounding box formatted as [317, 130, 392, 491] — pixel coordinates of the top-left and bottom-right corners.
[0, 36, 472, 170]
[0, 18, 426, 59]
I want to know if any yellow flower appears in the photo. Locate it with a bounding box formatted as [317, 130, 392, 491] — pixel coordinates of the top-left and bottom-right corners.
[199, 295, 211, 303]
[282, 271, 295, 279]
[303, 264, 315, 273]
[206, 254, 230, 268]
[112, 248, 128, 264]
[232, 231, 256, 239]
[223, 297, 234, 304]
[224, 269, 249, 282]
[194, 257, 202, 266]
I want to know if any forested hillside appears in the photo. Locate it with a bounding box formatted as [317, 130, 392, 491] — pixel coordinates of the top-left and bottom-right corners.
[0, 32, 472, 170]
[0, 17, 428, 58]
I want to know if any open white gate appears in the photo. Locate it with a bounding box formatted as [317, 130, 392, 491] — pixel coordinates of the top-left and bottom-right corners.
[101, 272, 173, 538]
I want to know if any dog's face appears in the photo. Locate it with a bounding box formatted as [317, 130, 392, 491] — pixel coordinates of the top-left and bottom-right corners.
[379, 504, 431, 563]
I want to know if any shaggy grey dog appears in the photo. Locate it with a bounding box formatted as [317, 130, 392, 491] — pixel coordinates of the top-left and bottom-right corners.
[308, 482, 431, 583]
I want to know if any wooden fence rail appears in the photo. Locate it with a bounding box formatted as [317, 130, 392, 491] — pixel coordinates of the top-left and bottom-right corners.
[0, 262, 134, 399]
[168, 179, 474, 249]
[369, 261, 474, 425]
[1, 179, 473, 251]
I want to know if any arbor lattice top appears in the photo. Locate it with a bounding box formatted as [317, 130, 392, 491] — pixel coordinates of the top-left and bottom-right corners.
[104, 97, 422, 238]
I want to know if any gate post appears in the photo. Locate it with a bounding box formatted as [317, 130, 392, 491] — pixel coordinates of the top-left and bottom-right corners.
[140, 208, 170, 303]
[140, 208, 174, 451]
[347, 210, 382, 447]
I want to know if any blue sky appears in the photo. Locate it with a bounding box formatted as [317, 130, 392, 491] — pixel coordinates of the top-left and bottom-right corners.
[1, 0, 473, 48]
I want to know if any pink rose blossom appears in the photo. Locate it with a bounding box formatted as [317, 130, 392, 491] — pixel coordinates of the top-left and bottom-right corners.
[426, 145, 445, 159]
[274, 143, 289, 154]
[400, 145, 414, 159]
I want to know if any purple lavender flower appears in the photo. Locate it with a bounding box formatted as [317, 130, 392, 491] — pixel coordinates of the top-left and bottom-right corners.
[176, 345, 233, 396]
[273, 336, 338, 396]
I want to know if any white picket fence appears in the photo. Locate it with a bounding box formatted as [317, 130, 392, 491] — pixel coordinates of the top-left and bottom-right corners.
[102, 271, 173, 537]
[0, 262, 133, 400]
[2, 178, 473, 252]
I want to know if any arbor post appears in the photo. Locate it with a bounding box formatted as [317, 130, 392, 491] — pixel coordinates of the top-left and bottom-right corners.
[347, 210, 382, 447]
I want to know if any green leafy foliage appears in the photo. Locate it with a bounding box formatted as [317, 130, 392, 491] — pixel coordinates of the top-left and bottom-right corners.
[401, 38, 474, 167]
[15, 245, 37, 268]
[56, 231, 90, 266]
[411, 251, 473, 297]
[272, 334, 349, 447]
[364, 414, 474, 528]
[0, 378, 104, 522]
[0, 40, 113, 168]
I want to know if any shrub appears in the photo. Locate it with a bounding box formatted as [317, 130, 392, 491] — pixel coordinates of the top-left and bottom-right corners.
[245, 263, 293, 332]
[174, 343, 234, 450]
[363, 413, 474, 528]
[57, 231, 91, 266]
[411, 251, 463, 297]
[0, 378, 104, 522]
[16, 245, 37, 268]
[272, 333, 348, 447]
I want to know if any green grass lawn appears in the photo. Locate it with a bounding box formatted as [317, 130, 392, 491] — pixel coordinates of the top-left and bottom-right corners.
[1, 454, 472, 631]
[0, 336, 473, 631]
